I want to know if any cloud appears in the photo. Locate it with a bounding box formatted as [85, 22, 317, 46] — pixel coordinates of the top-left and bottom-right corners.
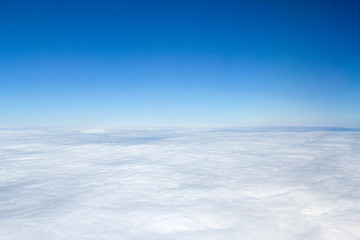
[80, 129, 107, 134]
[0, 127, 360, 239]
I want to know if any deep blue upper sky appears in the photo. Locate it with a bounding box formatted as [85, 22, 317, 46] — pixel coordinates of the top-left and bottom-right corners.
[1, 0, 359, 127]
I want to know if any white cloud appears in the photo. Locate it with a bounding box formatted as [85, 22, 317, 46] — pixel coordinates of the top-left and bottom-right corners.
[80, 129, 107, 134]
[0, 127, 359, 239]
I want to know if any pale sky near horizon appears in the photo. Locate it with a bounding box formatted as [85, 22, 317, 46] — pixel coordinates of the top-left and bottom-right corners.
[1, 0, 359, 127]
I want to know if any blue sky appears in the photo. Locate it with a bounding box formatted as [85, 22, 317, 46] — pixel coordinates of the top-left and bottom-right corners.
[1, 0, 359, 127]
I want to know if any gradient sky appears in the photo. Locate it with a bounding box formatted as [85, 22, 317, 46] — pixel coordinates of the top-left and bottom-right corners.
[1, 0, 359, 127]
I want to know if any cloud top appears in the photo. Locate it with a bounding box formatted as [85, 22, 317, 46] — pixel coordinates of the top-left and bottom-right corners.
[1, 127, 360, 239]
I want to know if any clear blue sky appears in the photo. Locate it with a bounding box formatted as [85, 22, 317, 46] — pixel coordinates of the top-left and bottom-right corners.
[1, 0, 359, 127]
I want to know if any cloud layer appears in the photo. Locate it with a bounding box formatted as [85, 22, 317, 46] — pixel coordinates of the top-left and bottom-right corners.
[1, 127, 360, 239]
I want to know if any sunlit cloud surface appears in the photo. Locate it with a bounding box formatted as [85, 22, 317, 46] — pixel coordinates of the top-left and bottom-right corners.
[1, 127, 360, 239]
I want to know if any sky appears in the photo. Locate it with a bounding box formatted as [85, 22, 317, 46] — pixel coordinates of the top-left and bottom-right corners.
[1, 0, 359, 127]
